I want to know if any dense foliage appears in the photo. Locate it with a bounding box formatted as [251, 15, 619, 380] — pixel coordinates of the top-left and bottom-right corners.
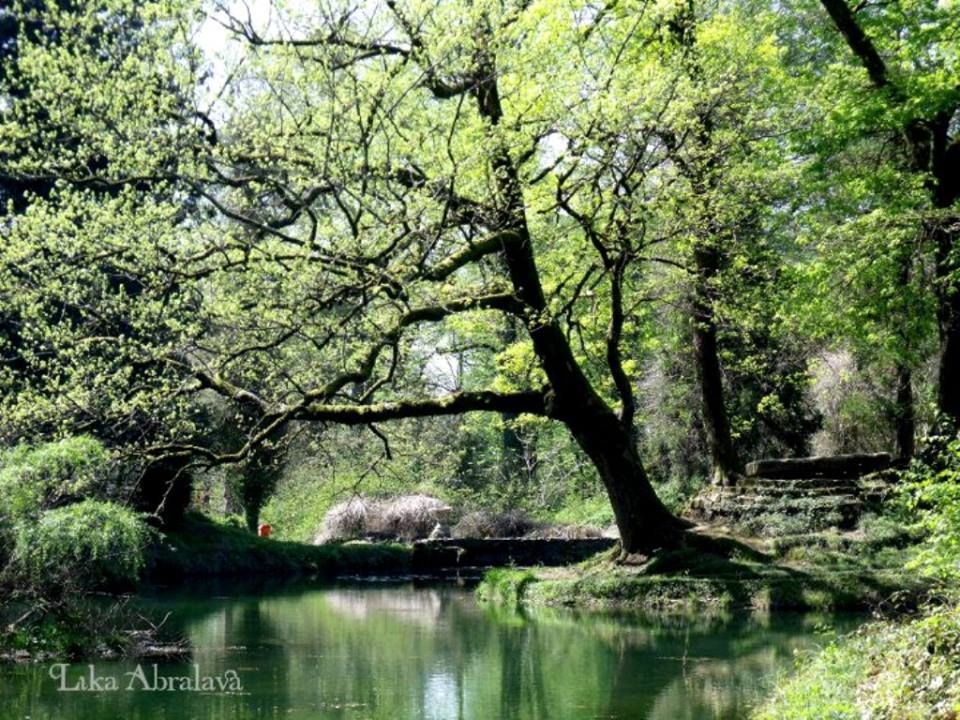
[0, 6, 959, 715]
[903, 432, 960, 583]
[0, 437, 149, 591]
[11, 499, 150, 590]
[756, 604, 960, 720]
[0, 0, 957, 553]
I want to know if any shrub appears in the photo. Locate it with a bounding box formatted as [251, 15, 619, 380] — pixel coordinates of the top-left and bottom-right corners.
[375, 495, 453, 540]
[314, 495, 452, 543]
[314, 497, 376, 543]
[755, 605, 960, 720]
[476, 569, 537, 609]
[0, 436, 110, 519]
[451, 510, 536, 538]
[901, 431, 960, 583]
[11, 499, 151, 591]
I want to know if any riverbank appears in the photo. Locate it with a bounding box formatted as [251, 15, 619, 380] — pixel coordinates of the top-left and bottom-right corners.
[146, 514, 412, 581]
[753, 602, 960, 719]
[476, 528, 927, 614]
[2, 515, 414, 663]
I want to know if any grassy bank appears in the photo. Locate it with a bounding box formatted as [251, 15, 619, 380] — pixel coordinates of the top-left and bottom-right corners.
[754, 603, 960, 719]
[146, 513, 412, 580]
[476, 529, 925, 614]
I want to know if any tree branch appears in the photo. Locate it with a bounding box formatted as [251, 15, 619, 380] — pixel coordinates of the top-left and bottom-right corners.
[818, 0, 893, 92]
[297, 389, 549, 423]
[606, 253, 635, 426]
[422, 230, 519, 280]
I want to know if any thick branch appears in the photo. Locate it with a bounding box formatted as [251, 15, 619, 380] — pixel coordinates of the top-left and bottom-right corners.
[398, 293, 523, 325]
[296, 389, 548, 423]
[818, 0, 893, 92]
[147, 389, 548, 468]
[422, 230, 519, 280]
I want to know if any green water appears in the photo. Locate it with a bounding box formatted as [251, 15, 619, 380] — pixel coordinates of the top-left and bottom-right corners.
[0, 582, 860, 719]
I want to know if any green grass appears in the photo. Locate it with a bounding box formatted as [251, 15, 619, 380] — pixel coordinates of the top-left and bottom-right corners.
[147, 513, 411, 580]
[474, 568, 537, 610]
[548, 494, 615, 528]
[755, 604, 960, 720]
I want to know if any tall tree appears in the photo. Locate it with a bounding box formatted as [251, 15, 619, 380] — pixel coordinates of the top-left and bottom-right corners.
[814, 0, 960, 427]
[1, 0, 707, 552]
[662, 0, 740, 485]
[642, 0, 807, 481]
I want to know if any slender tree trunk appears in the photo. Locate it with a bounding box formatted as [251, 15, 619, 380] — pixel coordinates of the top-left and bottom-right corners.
[933, 205, 960, 427]
[938, 282, 960, 425]
[893, 255, 916, 460]
[662, 4, 739, 486]
[224, 479, 242, 516]
[499, 316, 527, 483]
[894, 363, 916, 460]
[917, 118, 959, 428]
[692, 243, 739, 485]
[816, 0, 960, 425]
[245, 504, 260, 534]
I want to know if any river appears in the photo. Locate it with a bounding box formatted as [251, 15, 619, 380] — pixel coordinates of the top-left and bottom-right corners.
[0, 581, 862, 719]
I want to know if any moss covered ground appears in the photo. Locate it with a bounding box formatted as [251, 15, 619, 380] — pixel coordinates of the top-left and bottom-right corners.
[476, 525, 926, 614]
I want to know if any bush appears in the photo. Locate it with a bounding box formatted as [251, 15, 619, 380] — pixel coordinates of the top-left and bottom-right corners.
[314, 497, 371, 543]
[314, 495, 453, 543]
[755, 605, 960, 720]
[11, 499, 151, 591]
[0, 436, 110, 519]
[901, 431, 960, 583]
[377, 495, 453, 540]
[0, 436, 114, 577]
[451, 510, 536, 538]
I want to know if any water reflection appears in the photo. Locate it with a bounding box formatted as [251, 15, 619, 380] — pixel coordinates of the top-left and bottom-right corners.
[0, 583, 859, 720]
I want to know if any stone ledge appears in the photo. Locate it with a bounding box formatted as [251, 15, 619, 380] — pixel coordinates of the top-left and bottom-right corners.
[745, 453, 892, 480]
[411, 538, 617, 571]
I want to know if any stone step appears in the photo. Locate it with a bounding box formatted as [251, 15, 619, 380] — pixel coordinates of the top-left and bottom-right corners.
[743, 476, 859, 491]
[691, 493, 863, 531]
[745, 453, 892, 480]
[740, 482, 858, 498]
[689, 453, 899, 536]
[700, 493, 862, 511]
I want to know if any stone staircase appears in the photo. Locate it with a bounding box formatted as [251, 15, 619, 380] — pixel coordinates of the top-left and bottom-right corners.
[688, 453, 897, 536]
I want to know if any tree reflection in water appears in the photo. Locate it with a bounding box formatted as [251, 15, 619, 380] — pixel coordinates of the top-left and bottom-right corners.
[0, 583, 862, 720]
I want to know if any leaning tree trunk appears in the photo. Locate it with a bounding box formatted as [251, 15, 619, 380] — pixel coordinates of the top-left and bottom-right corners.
[567, 408, 689, 553]
[692, 244, 739, 486]
[472, 49, 686, 553]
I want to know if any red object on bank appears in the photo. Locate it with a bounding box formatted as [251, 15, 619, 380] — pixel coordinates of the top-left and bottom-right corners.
[258, 523, 272, 538]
